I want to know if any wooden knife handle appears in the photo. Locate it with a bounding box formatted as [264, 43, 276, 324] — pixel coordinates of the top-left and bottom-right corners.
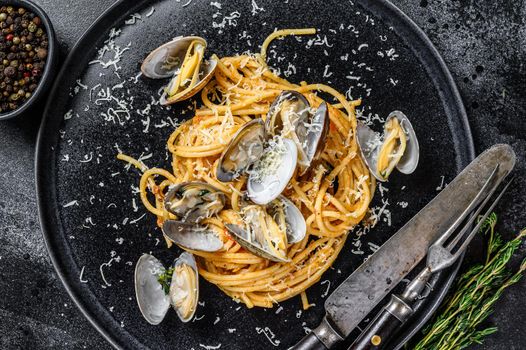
[348, 295, 413, 350]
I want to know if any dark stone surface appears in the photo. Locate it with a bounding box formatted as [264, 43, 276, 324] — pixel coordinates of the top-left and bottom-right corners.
[0, 0, 523, 349]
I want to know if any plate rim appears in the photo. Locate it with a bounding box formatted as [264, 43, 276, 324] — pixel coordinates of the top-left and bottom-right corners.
[35, 0, 475, 349]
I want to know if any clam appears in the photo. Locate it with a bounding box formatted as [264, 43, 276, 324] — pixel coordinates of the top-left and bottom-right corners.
[356, 111, 419, 182]
[169, 252, 199, 323]
[225, 205, 290, 263]
[134, 252, 199, 325]
[266, 91, 330, 171]
[216, 119, 266, 183]
[247, 137, 298, 205]
[162, 220, 223, 252]
[141, 36, 217, 105]
[164, 182, 225, 223]
[134, 254, 170, 325]
[268, 196, 307, 244]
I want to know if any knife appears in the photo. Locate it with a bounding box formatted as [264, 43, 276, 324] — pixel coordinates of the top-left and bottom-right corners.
[292, 144, 516, 350]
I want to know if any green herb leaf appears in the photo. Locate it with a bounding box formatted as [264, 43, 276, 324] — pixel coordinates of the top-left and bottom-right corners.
[412, 214, 526, 350]
[157, 267, 174, 295]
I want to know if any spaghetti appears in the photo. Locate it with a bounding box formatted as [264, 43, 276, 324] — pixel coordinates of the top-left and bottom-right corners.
[119, 29, 373, 309]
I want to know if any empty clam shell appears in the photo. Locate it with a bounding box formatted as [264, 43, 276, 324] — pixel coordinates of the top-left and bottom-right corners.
[162, 220, 223, 252]
[268, 196, 307, 244]
[169, 252, 199, 323]
[164, 182, 225, 223]
[134, 254, 170, 325]
[216, 118, 266, 182]
[356, 111, 419, 182]
[141, 36, 206, 79]
[247, 137, 298, 205]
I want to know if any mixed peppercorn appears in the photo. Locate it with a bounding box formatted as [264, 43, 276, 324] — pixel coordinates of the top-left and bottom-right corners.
[0, 5, 48, 113]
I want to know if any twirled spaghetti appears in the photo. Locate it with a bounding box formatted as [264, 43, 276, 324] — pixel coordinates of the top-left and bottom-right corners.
[119, 29, 373, 309]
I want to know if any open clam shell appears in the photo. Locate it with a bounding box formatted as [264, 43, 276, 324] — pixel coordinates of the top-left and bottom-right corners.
[266, 91, 311, 167]
[356, 111, 419, 182]
[388, 111, 419, 174]
[268, 196, 307, 244]
[216, 118, 266, 183]
[134, 254, 170, 325]
[307, 102, 330, 163]
[162, 220, 223, 252]
[169, 252, 199, 323]
[160, 56, 217, 105]
[141, 36, 217, 105]
[247, 137, 298, 205]
[141, 36, 206, 79]
[225, 223, 290, 263]
[164, 182, 225, 223]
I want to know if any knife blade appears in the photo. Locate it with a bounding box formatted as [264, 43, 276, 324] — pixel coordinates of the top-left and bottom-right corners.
[293, 144, 516, 349]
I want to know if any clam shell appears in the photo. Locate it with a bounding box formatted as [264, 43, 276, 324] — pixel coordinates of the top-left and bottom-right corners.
[388, 111, 419, 174]
[162, 220, 223, 252]
[266, 91, 311, 167]
[247, 138, 298, 205]
[269, 196, 307, 244]
[169, 252, 199, 323]
[307, 102, 330, 163]
[356, 111, 419, 182]
[141, 36, 207, 79]
[160, 55, 217, 105]
[225, 223, 290, 263]
[216, 119, 266, 183]
[164, 182, 225, 223]
[134, 254, 170, 325]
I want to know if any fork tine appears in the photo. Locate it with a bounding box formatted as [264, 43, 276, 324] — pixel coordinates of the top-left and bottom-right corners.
[446, 176, 514, 261]
[433, 164, 500, 247]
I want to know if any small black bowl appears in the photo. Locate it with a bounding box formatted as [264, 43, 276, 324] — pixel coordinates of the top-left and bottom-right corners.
[0, 0, 58, 120]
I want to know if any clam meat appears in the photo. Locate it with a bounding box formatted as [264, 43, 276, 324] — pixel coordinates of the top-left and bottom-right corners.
[134, 252, 200, 325]
[266, 91, 330, 171]
[225, 205, 290, 263]
[141, 36, 217, 105]
[356, 111, 419, 182]
[268, 196, 307, 244]
[164, 182, 225, 223]
[169, 252, 199, 323]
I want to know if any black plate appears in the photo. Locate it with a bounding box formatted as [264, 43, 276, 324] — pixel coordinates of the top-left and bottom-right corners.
[36, 0, 474, 349]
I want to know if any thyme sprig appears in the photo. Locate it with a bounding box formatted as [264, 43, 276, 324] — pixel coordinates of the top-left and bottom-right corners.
[413, 213, 526, 350]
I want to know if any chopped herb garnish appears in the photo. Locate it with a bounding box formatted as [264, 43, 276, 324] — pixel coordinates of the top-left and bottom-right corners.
[157, 267, 174, 295]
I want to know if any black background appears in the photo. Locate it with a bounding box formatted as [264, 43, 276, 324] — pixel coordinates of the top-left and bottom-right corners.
[0, 0, 524, 349]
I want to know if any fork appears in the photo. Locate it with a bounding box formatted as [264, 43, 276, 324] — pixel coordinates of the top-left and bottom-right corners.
[348, 165, 514, 350]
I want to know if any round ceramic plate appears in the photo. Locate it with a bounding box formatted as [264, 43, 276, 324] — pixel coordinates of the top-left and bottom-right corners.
[36, 0, 474, 349]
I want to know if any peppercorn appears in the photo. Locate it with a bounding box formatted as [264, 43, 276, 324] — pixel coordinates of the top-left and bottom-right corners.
[37, 48, 46, 59]
[27, 21, 36, 32]
[0, 4, 48, 113]
[4, 66, 15, 77]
